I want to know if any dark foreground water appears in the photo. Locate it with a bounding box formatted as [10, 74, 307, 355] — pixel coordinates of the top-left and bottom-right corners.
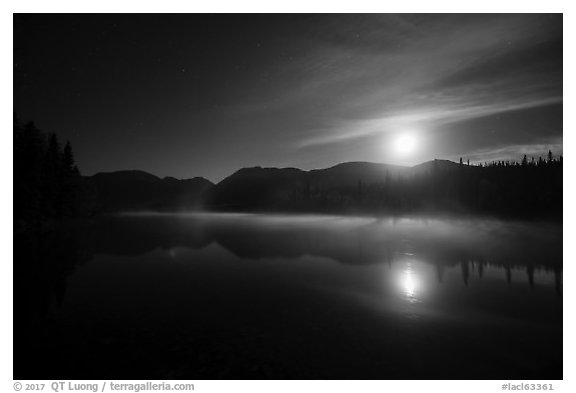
[14, 213, 562, 380]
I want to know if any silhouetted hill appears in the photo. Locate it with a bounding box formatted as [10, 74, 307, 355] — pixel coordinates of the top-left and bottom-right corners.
[206, 158, 562, 218]
[207, 162, 412, 212]
[308, 161, 410, 187]
[88, 170, 213, 212]
[410, 159, 461, 175]
[208, 167, 306, 210]
[87, 157, 562, 219]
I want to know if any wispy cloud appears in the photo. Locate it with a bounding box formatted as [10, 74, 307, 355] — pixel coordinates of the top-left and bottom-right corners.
[455, 139, 563, 164]
[232, 15, 562, 153]
[297, 96, 562, 147]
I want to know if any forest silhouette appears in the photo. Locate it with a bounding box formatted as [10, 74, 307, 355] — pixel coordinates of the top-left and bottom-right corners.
[13, 115, 563, 381]
[14, 114, 97, 226]
[14, 115, 563, 224]
[13, 212, 562, 380]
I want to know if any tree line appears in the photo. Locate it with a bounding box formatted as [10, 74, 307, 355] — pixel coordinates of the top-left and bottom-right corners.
[14, 114, 97, 226]
[14, 113, 562, 221]
[283, 156, 562, 219]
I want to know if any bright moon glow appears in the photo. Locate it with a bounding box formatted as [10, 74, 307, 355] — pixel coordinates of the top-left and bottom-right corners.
[404, 269, 416, 298]
[399, 263, 421, 304]
[394, 134, 418, 155]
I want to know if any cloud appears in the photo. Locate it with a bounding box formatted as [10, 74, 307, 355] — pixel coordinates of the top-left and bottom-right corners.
[297, 95, 562, 147]
[455, 140, 563, 164]
[229, 15, 561, 151]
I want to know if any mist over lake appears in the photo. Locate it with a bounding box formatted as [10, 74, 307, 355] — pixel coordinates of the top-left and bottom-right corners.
[14, 213, 562, 379]
[13, 13, 563, 383]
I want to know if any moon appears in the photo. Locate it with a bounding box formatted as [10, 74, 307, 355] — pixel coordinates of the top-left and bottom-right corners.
[394, 133, 418, 155]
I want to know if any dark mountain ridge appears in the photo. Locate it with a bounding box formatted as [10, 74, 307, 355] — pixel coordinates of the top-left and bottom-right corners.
[88, 170, 213, 212]
[86, 158, 562, 219]
[207, 160, 464, 212]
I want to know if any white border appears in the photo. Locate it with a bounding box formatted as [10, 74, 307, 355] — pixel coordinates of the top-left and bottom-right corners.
[4, 2, 573, 392]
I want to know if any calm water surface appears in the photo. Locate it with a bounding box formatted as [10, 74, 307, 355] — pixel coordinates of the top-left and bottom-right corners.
[14, 213, 562, 379]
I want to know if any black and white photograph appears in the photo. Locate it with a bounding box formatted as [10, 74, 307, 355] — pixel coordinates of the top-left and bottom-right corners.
[10, 5, 569, 389]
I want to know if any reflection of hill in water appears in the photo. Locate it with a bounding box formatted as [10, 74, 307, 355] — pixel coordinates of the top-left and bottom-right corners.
[86, 213, 563, 292]
[93, 214, 562, 267]
[94, 214, 562, 291]
[91, 214, 213, 256]
[16, 213, 562, 319]
[14, 213, 563, 379]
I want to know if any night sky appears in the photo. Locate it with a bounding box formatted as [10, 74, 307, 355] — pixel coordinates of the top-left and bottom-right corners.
[13, 14, 563, 182]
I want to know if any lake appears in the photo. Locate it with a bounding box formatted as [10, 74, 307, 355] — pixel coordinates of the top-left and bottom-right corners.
[14, 213, 562, 380]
